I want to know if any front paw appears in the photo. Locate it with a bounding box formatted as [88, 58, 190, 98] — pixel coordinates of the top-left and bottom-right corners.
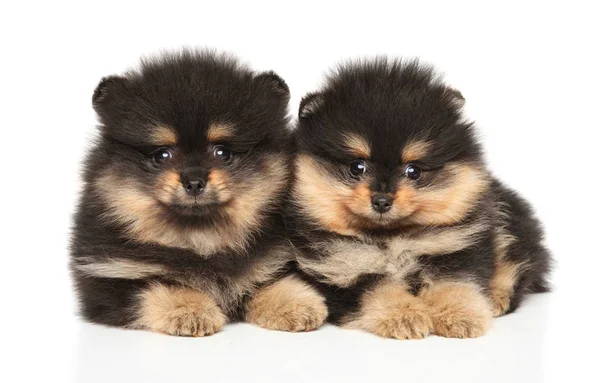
[422, 282, 492, 339]
[246, 276, 328, 332]
[431, 309, 489, 339]
[156, 305, 226, 337]
[135, 284, 226, 337]
[358, 304, 433, 340]
[344, 282, 433, 339]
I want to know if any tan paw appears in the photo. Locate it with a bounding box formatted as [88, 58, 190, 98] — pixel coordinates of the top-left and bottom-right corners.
[490, 289, 511, 317]
[422, 281, 492, 339]
[246, 276, 328, 332]
[358, 304, 433, 340]
[344, 281, 433, 339]
[134, 284, 226, 337]
[155, 305, 226, 337]
[431, 310, 489, 339]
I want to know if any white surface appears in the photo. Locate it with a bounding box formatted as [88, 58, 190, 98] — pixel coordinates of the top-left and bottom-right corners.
[1, 1, 599, 382]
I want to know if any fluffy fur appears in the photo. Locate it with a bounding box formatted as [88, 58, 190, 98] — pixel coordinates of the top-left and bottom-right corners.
[290, 58, 551, 339]
[70, 50, 327, 336]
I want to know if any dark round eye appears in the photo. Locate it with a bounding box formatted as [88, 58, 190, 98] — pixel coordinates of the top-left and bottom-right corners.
[405, 164, 422, 180]
[213, 146, 232, 161]
[350, 160, 367, 176]
[153, 148, 172, 164]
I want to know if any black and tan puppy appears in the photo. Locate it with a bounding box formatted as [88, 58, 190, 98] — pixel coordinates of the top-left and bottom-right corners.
[71, 50, 327, 336]
[290, 58, 551, 339]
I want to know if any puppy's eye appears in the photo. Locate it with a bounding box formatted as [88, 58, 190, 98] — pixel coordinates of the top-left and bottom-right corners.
[350, 160, 367, 176]
[213, 145, 232, 161]
[153, 148, 172, 164]
[405, 164, 422, 180]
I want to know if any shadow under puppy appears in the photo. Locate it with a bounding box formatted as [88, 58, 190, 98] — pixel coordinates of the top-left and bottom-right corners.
[290, 58, 551, 339]
[71, 50, 327, 336]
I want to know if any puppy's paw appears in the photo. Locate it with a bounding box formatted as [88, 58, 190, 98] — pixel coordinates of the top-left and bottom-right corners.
[134, 284, 226, 337]
[431, 309, 489, 339]
[353, 303, 433, 340]
[422, 281, 492, 339]
[344, 281, 433, 339]
[156, 305, 226, 337]
[246, 276, 327, 332]
[490, 288, 511, 317]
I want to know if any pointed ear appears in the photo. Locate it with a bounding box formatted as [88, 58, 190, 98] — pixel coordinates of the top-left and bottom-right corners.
[444, 88, 465, 109]
[254, 71, 290, 101]
[299, 92, 325, 118]
[92, 75, 129, 115]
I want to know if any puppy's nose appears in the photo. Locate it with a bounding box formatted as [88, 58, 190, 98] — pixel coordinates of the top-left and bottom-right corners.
[183, 179, 205, 197]
[371, 194, 393, 213]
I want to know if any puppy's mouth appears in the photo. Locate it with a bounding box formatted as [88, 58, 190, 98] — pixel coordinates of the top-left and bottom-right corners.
[161, 197, 228, 217]
[369, 213, 400, 226]
[169, 203, 217, 216]
[347, 207, 410, 228]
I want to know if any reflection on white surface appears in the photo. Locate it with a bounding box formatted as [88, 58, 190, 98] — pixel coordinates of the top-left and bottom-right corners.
[75, 294, 550, 383]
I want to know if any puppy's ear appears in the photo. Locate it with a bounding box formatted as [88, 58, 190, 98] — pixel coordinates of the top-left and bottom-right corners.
[299, 92, 325, 118]
[92, 75, 129, 115]
[444, 88, 465, 109]
[255, 71, 290, 101]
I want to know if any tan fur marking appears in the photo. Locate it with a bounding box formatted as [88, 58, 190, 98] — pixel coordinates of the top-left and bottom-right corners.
[402, 140, 431, 163]
[343, 133, 371, 159]
[96, 155, 287, 255]
[74, 258, 167, 279]
[208, 169, 233, 203]
[489, 223, 520, 317]
[344, 183, 376, 218]
[493, 226, 517, 263]
[297, 240, 386, 287]
[398, 163, 490, 226]
[386, 223, 488, 258]
[220, 155, 288, 245]
[490, 261, 524, 317]
[420, 281, 492, 338]
[132, 284, 226, 337]
[245, 275, 327, 332]
[207, 122, 235, 142]
[150, 126, 178, 145]
[294, 154, 488, 232]
[292, 155, 360, 236]
[154, 170, 181, 205]
[344, 281, 433, 339]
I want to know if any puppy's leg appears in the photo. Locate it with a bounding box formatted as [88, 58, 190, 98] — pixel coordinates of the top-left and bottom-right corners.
[491, 181, 552, 316]
[344, 281, 433, 339]
[245, 275, 327, 332]
[420, 281, 492, 338]
[133, 283, 226, 337]
[489, 260, 523, 317]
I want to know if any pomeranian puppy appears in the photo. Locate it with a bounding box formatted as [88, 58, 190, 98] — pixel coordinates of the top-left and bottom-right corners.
[290, 58, 551, 339]
[71, 50, 327, 336]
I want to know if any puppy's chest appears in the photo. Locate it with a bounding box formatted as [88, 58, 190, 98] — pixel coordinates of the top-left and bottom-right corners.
[298, 223, 485, 288]
[298, 236, 422, 288]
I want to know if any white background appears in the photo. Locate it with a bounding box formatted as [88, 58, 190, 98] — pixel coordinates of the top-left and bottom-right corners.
[1, 1, 598, 382]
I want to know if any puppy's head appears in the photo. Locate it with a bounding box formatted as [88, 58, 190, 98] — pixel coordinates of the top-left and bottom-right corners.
[293, 58, 489, 236]
[89, 50, 291, 250]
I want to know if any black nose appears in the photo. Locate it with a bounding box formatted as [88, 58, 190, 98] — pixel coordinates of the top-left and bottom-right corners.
[183, 179, 205, 197]
[371, 195, 393, 213]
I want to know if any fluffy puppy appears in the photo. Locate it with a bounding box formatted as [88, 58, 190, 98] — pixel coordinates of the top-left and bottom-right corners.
[290, 58, 551, 339]
[71, 50, 327, 336]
